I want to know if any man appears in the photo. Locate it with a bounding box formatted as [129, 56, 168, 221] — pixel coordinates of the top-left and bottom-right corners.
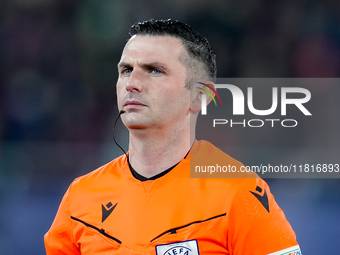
[45, 19, 301, 255]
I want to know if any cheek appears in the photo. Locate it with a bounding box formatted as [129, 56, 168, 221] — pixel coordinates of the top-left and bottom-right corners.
[116, 82, 124, 101]
[164, 91, 189, 111]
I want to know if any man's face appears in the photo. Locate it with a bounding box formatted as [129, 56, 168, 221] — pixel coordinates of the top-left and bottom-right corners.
[117, 35, 190, 130]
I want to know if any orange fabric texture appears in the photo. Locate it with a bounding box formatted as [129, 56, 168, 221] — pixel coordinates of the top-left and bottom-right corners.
[45, 140, 299, 254]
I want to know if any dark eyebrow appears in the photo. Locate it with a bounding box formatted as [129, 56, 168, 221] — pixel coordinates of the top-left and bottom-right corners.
[118, 61, 169, 72]
[140, 62, 168, 71]
[117, 62, 132, 69]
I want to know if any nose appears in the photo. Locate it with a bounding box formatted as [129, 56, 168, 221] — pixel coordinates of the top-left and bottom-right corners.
[126, 69, 143, 92]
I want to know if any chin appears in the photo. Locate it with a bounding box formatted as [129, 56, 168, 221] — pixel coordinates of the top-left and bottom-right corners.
[123, 118, 149, 130]
[122, 114, 160, 130]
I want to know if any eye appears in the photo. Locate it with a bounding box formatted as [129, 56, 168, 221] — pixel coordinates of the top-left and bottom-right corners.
[151, 69, 163, 75]
[121, 68, 132, 75]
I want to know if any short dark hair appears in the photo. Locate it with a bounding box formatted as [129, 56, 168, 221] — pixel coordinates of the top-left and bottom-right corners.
[129, 19, 217, 87]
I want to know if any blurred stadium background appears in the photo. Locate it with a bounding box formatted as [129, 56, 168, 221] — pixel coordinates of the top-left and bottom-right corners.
[0, 0, 339, 254]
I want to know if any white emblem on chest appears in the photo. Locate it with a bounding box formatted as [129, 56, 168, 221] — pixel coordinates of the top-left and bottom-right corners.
[155, 240, 199, 255]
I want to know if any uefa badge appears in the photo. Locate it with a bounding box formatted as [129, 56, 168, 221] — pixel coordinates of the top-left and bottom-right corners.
[155, 240, 200, 255]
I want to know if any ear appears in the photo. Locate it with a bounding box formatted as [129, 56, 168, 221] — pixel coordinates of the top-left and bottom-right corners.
[190, 81, 215, 114]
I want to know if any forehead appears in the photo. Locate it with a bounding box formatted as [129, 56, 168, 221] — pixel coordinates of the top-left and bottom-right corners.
[119, 35, 185, 64]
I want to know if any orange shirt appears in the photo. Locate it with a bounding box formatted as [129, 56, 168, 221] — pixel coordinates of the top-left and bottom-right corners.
[45, 140, 301, 255]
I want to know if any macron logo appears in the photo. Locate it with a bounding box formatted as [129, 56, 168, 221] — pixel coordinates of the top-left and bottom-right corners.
[249, 186, 270, 213]
[101, 202, 118, 223]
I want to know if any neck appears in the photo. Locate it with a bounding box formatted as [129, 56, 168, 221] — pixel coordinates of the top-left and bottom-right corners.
[127, 118, 196, 178]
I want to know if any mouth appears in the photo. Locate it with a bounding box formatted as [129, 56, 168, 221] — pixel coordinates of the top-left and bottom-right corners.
[123, 100, 147, 109]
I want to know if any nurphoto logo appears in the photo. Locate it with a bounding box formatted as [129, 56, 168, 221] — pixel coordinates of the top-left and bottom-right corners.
[198, 81, 312, 128]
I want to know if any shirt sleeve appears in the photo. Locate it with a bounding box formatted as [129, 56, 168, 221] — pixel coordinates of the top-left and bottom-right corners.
[44, 186, 80, 255]
[226, 177, 301, 255]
